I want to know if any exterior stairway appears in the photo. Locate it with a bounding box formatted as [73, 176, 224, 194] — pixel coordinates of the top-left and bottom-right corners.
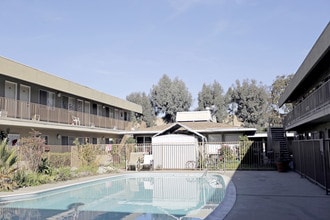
[268, 127, 290, 162]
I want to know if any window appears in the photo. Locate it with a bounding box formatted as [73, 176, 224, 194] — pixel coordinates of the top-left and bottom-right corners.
[61, 136, 69, 145]
[40, 90, 47, 105]
[68, 97, 75, 111]
[109, 107, 114, 118]
[47, 92, 55, 109]
[97, 104, 102, 116]
[62, 96, 68, 109]
[92, 103, 97, 115]
[77, 99, 83, 113]
[39, 90, 55, 109]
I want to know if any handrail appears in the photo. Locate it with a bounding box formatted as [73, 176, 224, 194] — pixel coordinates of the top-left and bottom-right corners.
[283, 79, 330, 127]
[0, 97, 130, 130]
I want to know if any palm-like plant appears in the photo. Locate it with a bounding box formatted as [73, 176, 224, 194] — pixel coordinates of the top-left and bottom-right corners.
[0, 139, 18, 191]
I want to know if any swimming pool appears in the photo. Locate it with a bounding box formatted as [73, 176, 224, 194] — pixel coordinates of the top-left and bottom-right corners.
[0, 172, 233, 220]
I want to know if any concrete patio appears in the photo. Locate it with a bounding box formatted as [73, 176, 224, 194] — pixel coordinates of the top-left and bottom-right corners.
[218, 170, 330, 220]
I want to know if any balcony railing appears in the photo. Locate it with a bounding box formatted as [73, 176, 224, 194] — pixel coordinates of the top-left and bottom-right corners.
[0, 97, 130, 130]
[283, 79, 330, 128]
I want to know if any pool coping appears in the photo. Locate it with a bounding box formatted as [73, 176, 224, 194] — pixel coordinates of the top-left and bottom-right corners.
[204, 179, 236, 220]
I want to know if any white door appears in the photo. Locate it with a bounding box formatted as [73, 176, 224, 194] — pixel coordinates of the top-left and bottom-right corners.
[19, 85, 31, 119]
[5, 81, 17, 117]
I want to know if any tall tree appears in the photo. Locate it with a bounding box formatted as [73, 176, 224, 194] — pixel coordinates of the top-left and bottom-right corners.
[226, 79, 269, 131]
[126, 92, 156, 127]
[197, 80, 227, 122]
[268, 74, 294, 126]
[150, 74, 192, 123]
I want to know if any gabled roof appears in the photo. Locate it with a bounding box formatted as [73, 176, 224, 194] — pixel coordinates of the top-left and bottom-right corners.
[153, 122, 207, 141]
[127, 121, 256, 136]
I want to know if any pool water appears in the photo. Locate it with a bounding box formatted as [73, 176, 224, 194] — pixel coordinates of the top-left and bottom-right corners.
[0, 172, 227, 220]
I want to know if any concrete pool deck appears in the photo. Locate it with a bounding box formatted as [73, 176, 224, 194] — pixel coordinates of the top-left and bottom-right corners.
[220, 170, 330, 220]
[1, 170, 330, 220]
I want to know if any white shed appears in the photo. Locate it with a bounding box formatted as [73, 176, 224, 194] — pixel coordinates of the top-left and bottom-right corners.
[152, 134, 198, 169]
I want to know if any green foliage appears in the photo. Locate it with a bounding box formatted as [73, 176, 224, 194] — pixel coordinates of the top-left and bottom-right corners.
[126, 137, 136, 144]
[126, 92, 156, 127]
[0, 138, 18, 191]
[269, 74, 294, 126]
[150, 74, 192, 123]
[239, 136, 253, 155]
[197, 80, 227, 122]
[14, 170, 53, 187]
[0, 128, 9, 141]
[38, 157, 52, 175]
[53, 167, 72, 181]
[226, 79, 269, 131]
[219, 145, 236, 161]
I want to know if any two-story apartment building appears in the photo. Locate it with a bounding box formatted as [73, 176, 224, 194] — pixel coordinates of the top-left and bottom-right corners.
[279, 22, 330, 193]
[279, 22, 330, 137]
[0, 56, 142, 148]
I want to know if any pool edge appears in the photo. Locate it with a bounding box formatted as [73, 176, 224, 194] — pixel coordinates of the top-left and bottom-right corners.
[204, 176, 237, 220]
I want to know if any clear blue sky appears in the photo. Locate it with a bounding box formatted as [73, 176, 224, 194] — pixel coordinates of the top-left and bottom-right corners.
[1, 0, 329, 108]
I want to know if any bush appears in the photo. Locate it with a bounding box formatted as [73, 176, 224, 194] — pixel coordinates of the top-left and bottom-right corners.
[47, 152, 71, 168]
[0, 138, 18, 191]
[38, 157, 52, 175]
[14, 170, 53, 187]
[18, 130, 47, 172]
[53, 167, 72, 181]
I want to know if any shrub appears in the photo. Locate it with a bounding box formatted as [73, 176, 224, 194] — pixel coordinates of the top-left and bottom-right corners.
[0, 138, 18, 191]
[47, 152, 71, 168]
[14, 170, 53, 187]
[38, 157, 52, 175]
[54, 167, 72, 181]
[18, 130, 47, 172]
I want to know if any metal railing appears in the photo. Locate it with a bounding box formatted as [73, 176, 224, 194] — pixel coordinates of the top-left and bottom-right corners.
[203, 141, 274, 170]
[38, 141, 275, 171]
[0, 97, 129, 130]
[283, 79, 330, 128]
[290, 139, 330, 194]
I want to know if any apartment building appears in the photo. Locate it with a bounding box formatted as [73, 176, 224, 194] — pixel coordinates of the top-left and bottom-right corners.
[279, 22, 330, 192]
[0, 56, 142, 148]
[279, 22, 330, 138]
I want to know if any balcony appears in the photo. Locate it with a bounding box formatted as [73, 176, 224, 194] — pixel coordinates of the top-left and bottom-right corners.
[0, 97, 130, 130]
[283, 79, 330, 129]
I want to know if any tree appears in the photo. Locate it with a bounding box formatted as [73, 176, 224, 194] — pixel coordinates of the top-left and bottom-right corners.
[268, 74, 294, 126]
[150, 74, 192, 123]
[126, 92, 156, 127]
[197, 80, 227, 122]
[226, 79, 269, 131]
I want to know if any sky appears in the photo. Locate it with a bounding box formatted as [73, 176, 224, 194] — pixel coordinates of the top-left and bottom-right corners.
[1, 0, 329, 108]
